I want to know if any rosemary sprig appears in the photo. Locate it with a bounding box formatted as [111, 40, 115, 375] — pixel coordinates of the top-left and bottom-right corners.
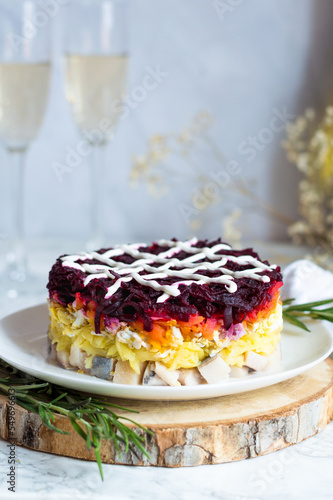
[283, 298, 333, 332]
[0, 359, 153, 479]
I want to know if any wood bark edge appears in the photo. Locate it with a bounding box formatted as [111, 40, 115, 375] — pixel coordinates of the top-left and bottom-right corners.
[0, 359, 332, 467]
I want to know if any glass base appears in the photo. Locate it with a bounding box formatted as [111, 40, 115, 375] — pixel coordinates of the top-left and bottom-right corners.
[1, 265, 46, 300]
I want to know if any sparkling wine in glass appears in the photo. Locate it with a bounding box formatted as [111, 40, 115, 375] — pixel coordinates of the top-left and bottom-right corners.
[0, 1, 50, 297]
[64, 0, 129, 249]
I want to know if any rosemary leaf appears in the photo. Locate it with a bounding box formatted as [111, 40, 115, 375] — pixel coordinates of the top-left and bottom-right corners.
[38, 405, 67, 434]
[282, 297, 333, 332]
[85, 423, 92, 449]
[120, 416, 155, 436]
[284, 298, 333, 312]
[282, 312, 310, 332]
[0, 358, 153, 480]
[69, 418, 88, 442]
[310, 311, 333, 322]
[49, 393, 68, 406]
[282, 298, 295, 306]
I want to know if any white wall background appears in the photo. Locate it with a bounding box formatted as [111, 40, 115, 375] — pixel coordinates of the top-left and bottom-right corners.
[1, 0, 333, 247]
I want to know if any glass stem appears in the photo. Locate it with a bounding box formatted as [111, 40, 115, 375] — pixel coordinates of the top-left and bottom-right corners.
[89, 143, 106, 249]
[9, 149, 27, 277]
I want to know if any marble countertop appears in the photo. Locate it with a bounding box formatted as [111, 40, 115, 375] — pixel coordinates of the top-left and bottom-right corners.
[0, 241, 332, 499]
[1, 424, 333, 500]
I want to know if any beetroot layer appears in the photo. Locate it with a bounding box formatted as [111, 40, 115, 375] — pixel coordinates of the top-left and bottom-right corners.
[47, 238, 283, 333]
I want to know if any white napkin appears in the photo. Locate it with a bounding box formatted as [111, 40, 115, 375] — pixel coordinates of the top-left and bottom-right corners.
[281, 259, 333, 335]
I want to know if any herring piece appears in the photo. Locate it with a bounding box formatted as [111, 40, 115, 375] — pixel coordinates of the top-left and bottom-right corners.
[47, 338, 57, 361]
[198, 355, 231, 384]
[264, 344, 281, 372]
[69, 344, 87, 370]
[178, 368, 205, 386]
[244, 351, 268, 371]
[142, 363, 167, 386]
[154, 361, 181, 386]
[56, 349, 72, 369]
[230, 366, 249, 378]
[113, 360, 146, 385]
[91, 356, 116, 380]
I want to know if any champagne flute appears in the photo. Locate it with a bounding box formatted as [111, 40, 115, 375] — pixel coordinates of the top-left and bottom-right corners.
[0, 0, 50, 297]
[64, 0, 129, 250]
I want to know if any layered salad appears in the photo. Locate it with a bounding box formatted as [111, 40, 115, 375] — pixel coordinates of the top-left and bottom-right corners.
[47, 238, 283, 386]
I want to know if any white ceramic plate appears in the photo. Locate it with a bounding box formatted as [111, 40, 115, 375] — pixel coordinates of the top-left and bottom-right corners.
[0, 303, 332, 401]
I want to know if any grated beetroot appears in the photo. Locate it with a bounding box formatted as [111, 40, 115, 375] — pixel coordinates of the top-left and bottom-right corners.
[47, 238, 283, 333]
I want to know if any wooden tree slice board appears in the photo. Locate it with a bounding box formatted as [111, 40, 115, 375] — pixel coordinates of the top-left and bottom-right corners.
[1, 359, 333, 467]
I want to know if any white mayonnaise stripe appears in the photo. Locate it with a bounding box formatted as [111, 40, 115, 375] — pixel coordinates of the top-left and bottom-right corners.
[61, 238, 276, 302]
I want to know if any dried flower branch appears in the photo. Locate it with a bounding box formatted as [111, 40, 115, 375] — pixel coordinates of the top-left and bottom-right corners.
[283, 107, 333, 254]
[131, 110, 289, 238]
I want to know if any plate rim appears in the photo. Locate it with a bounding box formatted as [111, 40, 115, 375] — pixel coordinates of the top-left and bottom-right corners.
[0, 302, 332, 401]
